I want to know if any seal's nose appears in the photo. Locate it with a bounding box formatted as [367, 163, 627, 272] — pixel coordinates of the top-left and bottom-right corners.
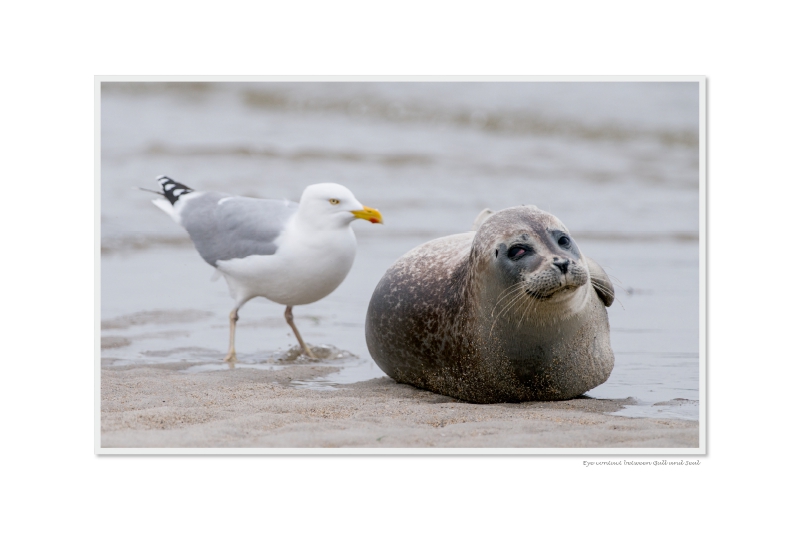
[553, 258, 570, 274]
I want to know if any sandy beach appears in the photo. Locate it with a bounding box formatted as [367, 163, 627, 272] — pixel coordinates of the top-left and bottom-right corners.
[100, 361, 698, 449]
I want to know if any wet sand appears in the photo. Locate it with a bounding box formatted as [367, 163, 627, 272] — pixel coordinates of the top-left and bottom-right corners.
[100, 363, 698, 449]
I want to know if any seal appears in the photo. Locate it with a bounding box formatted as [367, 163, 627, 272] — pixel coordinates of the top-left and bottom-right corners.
[365, 205, 615, 403]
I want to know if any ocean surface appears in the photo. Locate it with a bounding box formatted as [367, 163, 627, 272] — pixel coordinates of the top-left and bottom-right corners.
[100, 81, 701, 420]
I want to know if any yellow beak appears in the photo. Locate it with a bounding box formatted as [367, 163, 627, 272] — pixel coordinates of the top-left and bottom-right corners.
[351, 206, 384, 224]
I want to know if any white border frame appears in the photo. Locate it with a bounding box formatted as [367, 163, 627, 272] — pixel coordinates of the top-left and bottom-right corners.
[95, 75, 706, 455]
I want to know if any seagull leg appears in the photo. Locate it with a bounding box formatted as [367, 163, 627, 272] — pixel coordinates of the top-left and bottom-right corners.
[223, 308, 240, 363]
[284, 306, 316, 359]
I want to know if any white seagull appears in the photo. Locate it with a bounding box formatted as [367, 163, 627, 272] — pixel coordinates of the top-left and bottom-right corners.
[148, 175, 383, 362]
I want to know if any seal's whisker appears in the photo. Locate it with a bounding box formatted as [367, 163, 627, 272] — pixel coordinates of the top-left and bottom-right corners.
[490, 286, 523, 317]
[506, 292, 533, 327]
[494, 287, 527, 323]
[602, 272, 633, 296]
[492, 283, 525, 317]
[491, 282, 526, 316]
[517, 299, 533, 329]
[491, 291, 521, 317]
[604, 272, 625, 288]
[592, 282, 625, 310]
[519, 291, 543, 328]
[592, 283, 613, 296]
[592, 283, 616, 299]
[489, 285, 527, 338]
[508, 288, 531, 319]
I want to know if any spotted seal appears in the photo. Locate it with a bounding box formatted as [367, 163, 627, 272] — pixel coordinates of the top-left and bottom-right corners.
[365, 205, 615, 403]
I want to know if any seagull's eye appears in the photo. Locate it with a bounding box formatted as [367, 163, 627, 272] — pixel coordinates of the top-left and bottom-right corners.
[329, 198, 340, 205]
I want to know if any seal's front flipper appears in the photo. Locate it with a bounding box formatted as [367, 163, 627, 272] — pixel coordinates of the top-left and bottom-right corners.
[586, 257, 615, 307]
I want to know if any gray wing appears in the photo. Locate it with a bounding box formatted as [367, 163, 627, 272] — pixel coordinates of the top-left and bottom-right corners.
[178, 191, 298, 266]
[586, 257, 615, 307]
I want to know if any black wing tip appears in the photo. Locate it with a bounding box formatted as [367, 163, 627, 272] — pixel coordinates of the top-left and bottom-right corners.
[155, 175, 195, 205]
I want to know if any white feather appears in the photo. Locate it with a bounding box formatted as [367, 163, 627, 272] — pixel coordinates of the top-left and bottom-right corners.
[151, 199, 180, 223]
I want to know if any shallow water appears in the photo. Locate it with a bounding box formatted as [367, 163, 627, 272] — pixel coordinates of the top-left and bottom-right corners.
[100, 81, 701, 420]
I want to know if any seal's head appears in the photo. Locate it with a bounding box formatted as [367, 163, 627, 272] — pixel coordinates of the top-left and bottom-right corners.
[472, 205, 593, 321]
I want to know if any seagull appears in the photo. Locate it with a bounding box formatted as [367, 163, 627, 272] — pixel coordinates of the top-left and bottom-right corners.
[147, 175, 383, 362]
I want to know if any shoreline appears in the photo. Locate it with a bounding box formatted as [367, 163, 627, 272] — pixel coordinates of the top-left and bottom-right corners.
[100, 363, 699, 449]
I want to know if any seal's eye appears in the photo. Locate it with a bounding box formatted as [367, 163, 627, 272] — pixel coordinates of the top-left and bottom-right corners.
[558, 236, 571, 248]
[329, 198, 340, 205]
[508, 246, 528, 260]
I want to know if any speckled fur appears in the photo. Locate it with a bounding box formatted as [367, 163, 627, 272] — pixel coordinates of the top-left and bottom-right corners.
[365, 206, 615, 403]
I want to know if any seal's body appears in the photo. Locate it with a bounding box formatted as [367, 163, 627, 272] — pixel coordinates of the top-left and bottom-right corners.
[365, 206, 615, 403]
